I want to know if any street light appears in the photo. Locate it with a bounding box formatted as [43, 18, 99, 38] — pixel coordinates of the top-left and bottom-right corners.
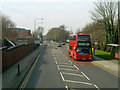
[34, 18, 44, 31]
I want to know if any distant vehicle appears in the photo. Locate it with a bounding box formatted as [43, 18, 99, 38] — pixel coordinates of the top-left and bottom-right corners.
[61, 43, 65, 45]
[58, 43, 61, 47]
[69, 34, 92, 60]
[44, 43, 47, 46]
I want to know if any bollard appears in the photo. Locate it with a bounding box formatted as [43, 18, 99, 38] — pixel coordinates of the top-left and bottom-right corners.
[18, 64, 20, 75]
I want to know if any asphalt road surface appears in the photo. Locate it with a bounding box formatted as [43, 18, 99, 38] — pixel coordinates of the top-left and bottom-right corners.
[20, 42, 119, 89]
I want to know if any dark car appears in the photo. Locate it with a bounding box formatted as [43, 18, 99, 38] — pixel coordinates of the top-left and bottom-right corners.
[58, 43, 61, 47]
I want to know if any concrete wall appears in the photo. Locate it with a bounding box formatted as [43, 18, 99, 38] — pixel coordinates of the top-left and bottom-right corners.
[2, 44, 39, 71]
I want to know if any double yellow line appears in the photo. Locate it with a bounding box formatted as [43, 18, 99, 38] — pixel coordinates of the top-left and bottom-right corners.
[19, 46, 43, 90]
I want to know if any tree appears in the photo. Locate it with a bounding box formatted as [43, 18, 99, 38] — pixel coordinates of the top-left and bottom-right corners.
[90, 1, 118, 44]
[1, 13, 16, 43]
[45, 25, 70, 42]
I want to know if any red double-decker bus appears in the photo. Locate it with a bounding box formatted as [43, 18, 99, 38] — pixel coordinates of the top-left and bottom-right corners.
[69, 34, 92, 60]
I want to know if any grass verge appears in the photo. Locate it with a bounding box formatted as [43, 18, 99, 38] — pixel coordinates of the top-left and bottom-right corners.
[94, 50, 114, 60]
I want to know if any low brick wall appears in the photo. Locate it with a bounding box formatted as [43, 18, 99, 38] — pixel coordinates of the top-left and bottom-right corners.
[2, 44, 39, 71]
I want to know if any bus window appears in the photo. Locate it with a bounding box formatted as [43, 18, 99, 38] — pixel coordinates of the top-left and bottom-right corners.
[70, 46, 72, 51]
[77, 35, 90, 41]
[76, 47, 91, 55]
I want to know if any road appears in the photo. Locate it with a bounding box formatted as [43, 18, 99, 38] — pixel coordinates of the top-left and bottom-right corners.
[19, 42, 119, 89]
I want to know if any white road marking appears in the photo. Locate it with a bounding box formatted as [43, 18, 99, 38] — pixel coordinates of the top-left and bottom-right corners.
[93, 84, 100, 90]
[57, 65, 60, 70]
[68, 60, 72, 63]
[64, 80, 93, 86]
[66, 57, 68, 59]
[81, 72, 90, 80]
[55, 61, 57, 64]
[65, 86, 69, 90]
[54, 57, 56, 59]
[74, 65, 79, 70]
[53, 54, 54, 56]
[58, 65, 75, 68]
[62, 72, 83, 77]
[60, 72, 65, 81]
[57, 63, 72, 65]
[60, 68, 78, 71]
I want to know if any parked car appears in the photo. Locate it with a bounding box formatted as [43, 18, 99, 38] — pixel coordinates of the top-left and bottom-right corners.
[58, 43, 61, 47]
[61, 43, 65, 45]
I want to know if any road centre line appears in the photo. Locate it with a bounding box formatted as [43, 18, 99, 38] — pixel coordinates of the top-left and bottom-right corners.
[81, 72, 90, 80]
[62, 72, 84, 77]
[93, 84, 100, 90]
[74, 65, 79, 70]
[65, 86, 69, 90]
[64, 80, 93, 86]
[55, 61, 57, 64]
[57, 65, 60, 70]
[58, 65, 75, 68]
[60, 72, 65, 81]
[54, 57, 56, 59]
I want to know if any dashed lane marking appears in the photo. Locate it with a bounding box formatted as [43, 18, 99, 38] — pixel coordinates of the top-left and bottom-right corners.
[57, 65, 60, 70]
[54, 57, 56, 59]
[74, 65, 79, 70]
[81, 72, 90, 80]
[65, 86, 69, 90]
[68, 60, 72, 63]
[62, 72, 84, 77]
[55, 61, 57, 64]
[60, 72, 65, 81]
[93, 84, 100, 90]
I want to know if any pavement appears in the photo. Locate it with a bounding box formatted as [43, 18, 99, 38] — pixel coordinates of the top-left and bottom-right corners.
[2, 45, 42, 88]
[93, 56, 120, 78]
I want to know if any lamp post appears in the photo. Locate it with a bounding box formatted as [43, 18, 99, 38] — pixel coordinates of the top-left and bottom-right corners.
[34, 18, 44, 31]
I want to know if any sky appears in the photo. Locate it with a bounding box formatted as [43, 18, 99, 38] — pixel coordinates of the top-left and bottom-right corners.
[0, 0, 97, 35]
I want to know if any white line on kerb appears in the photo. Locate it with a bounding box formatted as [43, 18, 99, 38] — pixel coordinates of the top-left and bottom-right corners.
[65, 86, 69, 90]
[62, 72, 83, 77]
[81, 72, 90, 80]
[64, 80, 93, 86]
[57, 65, 60, 70]
[93, 84, 100, 90]
[74, 65, 79, 70]
[60, 72, 65, 81]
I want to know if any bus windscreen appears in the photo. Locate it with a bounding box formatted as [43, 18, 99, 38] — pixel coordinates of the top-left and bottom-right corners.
[76, 47, 91, 55]
[77, 35, 90, 42]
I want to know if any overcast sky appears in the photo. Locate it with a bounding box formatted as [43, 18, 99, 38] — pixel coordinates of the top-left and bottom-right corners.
[0, 0, 97, 35]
